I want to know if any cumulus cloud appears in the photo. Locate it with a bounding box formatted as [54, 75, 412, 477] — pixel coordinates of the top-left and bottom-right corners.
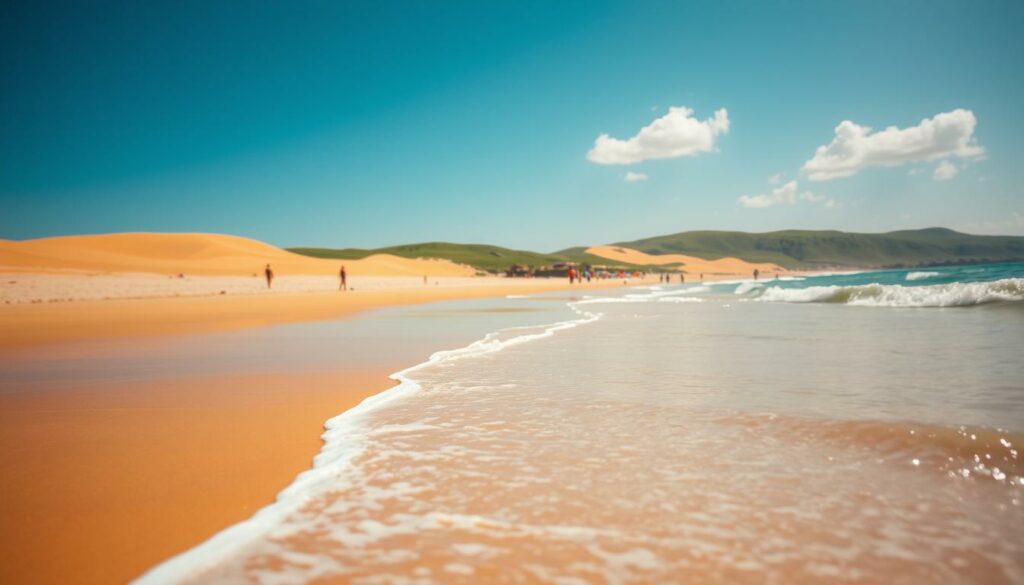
[624, 171, 648, 182]
[801, 108, 984, 181]
[738, 180, 799, 208]
[767, 173, 782, 185]
[587, 106, 729, 165]
[933, 160, 958, 181]
[738, 180, 838, 209]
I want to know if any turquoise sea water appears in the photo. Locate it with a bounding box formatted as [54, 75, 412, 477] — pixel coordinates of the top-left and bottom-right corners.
[124, 263, 1023, 583]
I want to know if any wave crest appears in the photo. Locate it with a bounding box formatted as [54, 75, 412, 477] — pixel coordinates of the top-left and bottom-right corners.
[756, 278, 1024, 307]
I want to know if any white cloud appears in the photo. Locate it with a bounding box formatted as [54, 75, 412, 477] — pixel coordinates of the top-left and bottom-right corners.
[739, 180, 839, 209]
[958, 212, 1024, 236]
[802, 108, 984, 181]
[767, 173, 782, 185]
[587, 106, 729, 165]
[623, 171, 648, 182]
[933, 160, 958, 181]
[738, 180, 799, 208]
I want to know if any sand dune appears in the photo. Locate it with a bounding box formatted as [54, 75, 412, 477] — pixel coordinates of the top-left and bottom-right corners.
[586, 245, 785, 277]
[0, 233, 476, 277]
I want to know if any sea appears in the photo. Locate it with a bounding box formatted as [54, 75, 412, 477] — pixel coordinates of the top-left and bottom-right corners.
[137, 263, 1024, 584]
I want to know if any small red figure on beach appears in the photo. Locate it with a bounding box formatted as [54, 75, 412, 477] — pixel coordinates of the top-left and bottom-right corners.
[339, 265, 348, 291]
[264, 263, 274, 289]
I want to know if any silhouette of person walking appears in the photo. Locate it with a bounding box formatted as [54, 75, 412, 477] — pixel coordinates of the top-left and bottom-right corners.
[265, 264, 274, 289]
[339, 265, 348, 291]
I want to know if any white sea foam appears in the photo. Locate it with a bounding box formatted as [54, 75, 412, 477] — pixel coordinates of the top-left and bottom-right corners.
[906, 271, 941, 281]
[756, 278, 1024, 308]
[134, 303, 603, 584]
[578, 285, 709, 305]
[734, 282, 763, 295]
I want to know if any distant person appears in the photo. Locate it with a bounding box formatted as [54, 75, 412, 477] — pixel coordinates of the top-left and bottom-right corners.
[700, 273, 704, 281]
[339, 265, 348, 291]
[753, 268, 760, 281]
[680, 273, 685, 283]
[264, 264, 274, 289]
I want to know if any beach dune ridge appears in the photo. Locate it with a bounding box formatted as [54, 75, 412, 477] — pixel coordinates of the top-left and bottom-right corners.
[0, 232, 477, 277]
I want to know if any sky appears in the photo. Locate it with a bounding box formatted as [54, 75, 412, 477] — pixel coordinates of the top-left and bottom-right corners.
[2, 0, 1022, 250]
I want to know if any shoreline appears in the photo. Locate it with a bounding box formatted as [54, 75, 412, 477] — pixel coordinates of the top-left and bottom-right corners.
[0, 277, 630, 584]
[0, 276, 637, 350]
[139, 303, 602, 583]
[0, 272, 790, 583]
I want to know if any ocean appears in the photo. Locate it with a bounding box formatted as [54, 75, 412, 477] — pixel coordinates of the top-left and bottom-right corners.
[141, 264, 1024, 584]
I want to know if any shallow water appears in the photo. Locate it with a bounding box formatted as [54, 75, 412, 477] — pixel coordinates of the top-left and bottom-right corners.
[140, 265, 1024, 584]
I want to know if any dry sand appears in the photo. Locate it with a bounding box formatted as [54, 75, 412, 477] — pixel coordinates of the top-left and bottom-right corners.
[0, 232, 477, 276]
[586, 244, 786, 277]
[0, 273, 549, 304]
[0, 369, 396, 584]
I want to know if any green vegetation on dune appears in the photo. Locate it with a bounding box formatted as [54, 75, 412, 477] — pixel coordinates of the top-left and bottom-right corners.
[289, 242, 642, 274]
[615, 228, 1024, 269]
[290, 229, 1024, 272]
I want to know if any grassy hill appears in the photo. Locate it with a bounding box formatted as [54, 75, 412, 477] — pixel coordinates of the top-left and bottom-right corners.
[614, 228, 1024, 269]
[289, 242, 639, 274]
[290, 228, 1024, 272]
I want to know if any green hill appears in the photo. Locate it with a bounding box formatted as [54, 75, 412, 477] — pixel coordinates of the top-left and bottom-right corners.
[290, 228, 1024, 272]
[614, 228, 1024, 269]
[288, 242, 638, 274]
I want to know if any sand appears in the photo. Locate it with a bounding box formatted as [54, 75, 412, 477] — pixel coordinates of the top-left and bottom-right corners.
[586, 245, 786, 277]
[0, 278, 631, 350]
[0, 232, 477, 277]
[0, 232, 766, 583]
[0, 369, 397, 585]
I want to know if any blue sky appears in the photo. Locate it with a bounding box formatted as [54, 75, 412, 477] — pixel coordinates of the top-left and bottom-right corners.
[2, 0, 1022, 250]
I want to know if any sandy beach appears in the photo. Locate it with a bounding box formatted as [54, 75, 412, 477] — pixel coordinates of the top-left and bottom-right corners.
[0, 368, 396, 584]
[0, 232, 786, 584]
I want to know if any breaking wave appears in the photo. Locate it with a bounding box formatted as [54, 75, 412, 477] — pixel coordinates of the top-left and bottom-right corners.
[756, 278, 1024, 307]
[733, 282, 763, 295]
[906, 271, 941, 281]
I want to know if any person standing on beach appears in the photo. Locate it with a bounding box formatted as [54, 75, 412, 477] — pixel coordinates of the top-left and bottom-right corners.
[680, 273, 685, 283]
[754, 268, 760, 281]
[264, 264, 274, 289]
[339, 265, 348, 291]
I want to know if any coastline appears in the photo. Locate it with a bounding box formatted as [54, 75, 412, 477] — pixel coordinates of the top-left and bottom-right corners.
[0, 276, 634, 350]
[0, 276, 629, 584]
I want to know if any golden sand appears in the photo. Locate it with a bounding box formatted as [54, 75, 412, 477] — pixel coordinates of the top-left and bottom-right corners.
[0, 369, 397, 585]
[0, 232, 476, 276]
[0, 232, 788, 583]
[586, 244, 785, 277]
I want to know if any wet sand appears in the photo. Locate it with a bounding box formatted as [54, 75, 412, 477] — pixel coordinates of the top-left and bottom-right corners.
[0, 369, 397, 584]
[0, 277, 631, 584]
[0, 278, 629, 350]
